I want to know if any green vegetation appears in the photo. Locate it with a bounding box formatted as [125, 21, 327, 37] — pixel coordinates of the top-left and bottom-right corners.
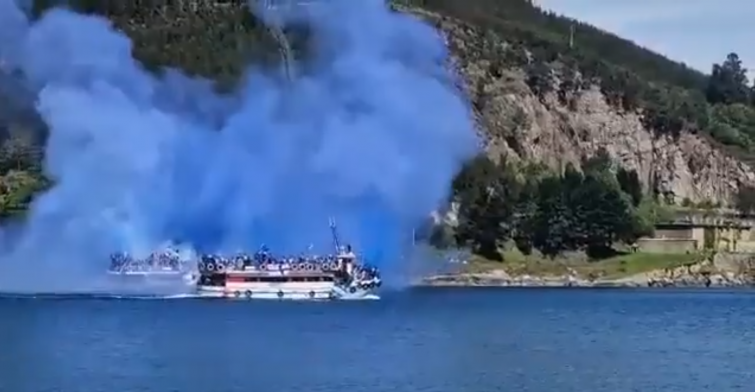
[734, 184, 755, 214]
[400, 0, 755, 164]
[466, 250, 702, 280]
[2, 0, 279, 218]
[0, 126, 49, 220]
[29, 0, 299, 85]
[438, 148, 674, 263]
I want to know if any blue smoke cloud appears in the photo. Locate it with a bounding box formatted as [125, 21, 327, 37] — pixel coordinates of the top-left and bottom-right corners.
[0, 0, 478, 292]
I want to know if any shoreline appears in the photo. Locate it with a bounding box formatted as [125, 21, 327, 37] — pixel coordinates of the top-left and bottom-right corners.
[418, 270, 755, 288]
[417, 252, 755, 288]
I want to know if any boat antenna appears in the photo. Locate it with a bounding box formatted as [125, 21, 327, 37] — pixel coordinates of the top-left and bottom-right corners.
[329, 217, 341, 253]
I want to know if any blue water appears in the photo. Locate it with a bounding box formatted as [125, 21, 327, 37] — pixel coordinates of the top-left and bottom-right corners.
[1, 288, 753, 392]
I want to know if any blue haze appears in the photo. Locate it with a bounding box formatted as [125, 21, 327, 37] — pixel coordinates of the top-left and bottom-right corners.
[0, 0, 478, 292]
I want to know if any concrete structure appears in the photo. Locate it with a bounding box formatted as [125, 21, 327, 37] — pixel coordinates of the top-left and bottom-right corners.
[639, 211, 755, 253]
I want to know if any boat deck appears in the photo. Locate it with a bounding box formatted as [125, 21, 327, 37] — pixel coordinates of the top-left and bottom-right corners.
[206, 268, 337, 277]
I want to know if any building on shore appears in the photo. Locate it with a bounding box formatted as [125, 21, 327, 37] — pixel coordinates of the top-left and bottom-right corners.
[639, 211, 755, 253]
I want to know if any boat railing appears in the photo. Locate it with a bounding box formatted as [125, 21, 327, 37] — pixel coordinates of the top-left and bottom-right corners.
[109, 250, 381, 280]
[198, 255, 340, 273]
[197, 253, 380, 279]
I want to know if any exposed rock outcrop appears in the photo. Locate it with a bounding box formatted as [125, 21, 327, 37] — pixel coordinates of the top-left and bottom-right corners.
[411, 8, 755, 205]
[473, 79, 755, 205]
[642, 253, 755, 287]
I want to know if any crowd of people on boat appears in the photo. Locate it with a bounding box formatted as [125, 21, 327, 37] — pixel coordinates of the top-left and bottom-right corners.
[198, 248, 356, 273]
[109, 249, 185, 272]
[108, 245, 381, 282]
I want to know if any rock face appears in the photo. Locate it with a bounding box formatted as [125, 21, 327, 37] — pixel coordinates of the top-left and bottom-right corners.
[417, 9, 755, 205]
[478, 85, 755, 205]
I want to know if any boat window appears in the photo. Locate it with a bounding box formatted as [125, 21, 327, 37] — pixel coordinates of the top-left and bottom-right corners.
[243, 275, 335, 283]
[199, 274, 226, 286]
[253, 276, 290, 283]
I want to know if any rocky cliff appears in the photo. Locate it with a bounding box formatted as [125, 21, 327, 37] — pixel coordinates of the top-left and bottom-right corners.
[406, 5, 755, 205]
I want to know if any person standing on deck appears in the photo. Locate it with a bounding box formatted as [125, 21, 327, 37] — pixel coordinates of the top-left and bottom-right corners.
[340, 245, 356, 278]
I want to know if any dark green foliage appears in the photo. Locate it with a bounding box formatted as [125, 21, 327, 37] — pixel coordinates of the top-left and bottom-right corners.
[529, 174, 572, 257]
[452, 154, 648, 259]
[3, 0, 295, 217]
[403, 0, 707, 89]
[706, 53, 751, 105]
[0, 125, 49, 219]
[399, 0, 755, 160]
[616, 167, 642, 207]
[734, 184, 755, 215]
[525, 61, 554, 101]
[453, 156, 518, 260]
[30, 0, 304, 85]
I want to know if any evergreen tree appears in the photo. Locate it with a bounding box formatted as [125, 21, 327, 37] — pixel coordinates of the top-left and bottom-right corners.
[734, 184, 755, 215]
[530, 176, 571, 257]
[452, 153, 653, 260]
[616, 167, 642, 206]
[706, 53, 751, 105]
[453, 156, 516, 260]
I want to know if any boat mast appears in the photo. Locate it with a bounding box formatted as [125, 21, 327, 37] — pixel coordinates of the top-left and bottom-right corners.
[328, 217, 341, 253]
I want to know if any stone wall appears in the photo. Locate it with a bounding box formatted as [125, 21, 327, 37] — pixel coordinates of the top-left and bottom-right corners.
[636, 238, 696, 253]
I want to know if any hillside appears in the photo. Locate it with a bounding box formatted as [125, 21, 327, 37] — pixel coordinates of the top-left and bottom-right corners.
[2, 0, 755, 255]
[397, 0, 755, 206]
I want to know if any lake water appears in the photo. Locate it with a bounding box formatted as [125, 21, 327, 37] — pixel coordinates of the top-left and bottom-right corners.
[1, 288, 753, 392]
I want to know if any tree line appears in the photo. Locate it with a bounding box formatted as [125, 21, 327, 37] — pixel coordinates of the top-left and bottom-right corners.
[428, 149, 669, 260]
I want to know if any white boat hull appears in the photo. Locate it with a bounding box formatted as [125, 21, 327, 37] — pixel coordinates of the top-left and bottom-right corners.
[196, 281, 377, 300]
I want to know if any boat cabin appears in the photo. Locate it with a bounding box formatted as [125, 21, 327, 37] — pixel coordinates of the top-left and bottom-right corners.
[198, 271, 335, 288]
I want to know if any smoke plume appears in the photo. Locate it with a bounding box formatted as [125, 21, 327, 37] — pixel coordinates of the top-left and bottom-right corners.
[0, 0, 478, 292]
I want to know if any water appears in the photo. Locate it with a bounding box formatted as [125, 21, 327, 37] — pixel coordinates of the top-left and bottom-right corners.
[1, 288, 753, 392]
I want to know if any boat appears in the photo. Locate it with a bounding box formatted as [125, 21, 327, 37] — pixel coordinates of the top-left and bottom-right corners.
[194, 251, 381, 299]
[106, 248, 199, 286]
[195, 221, 382, 300]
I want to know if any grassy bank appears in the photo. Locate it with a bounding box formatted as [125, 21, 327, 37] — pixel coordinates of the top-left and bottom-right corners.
[465, 250, 704, 280]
